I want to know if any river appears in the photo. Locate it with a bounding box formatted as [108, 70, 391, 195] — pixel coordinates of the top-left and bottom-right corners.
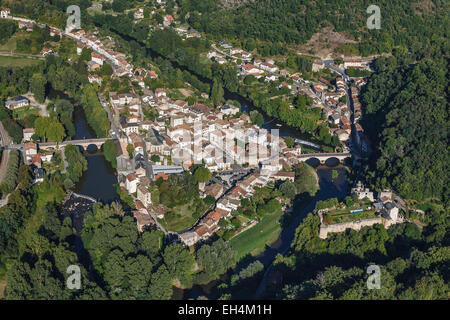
[47, 89, 119, 203]
[173, 165, 348, 300]
[72, 106, 119, 203]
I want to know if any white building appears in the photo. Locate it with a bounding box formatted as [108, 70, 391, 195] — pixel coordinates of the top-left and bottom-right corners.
[126, 173, 138, 194]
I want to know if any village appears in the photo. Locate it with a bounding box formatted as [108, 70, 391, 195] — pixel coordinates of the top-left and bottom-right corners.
[0, 6, 376, 246]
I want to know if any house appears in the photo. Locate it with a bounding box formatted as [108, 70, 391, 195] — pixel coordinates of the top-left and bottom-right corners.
[179, 231, 199, 246]
[242, 64, 263, 75]
[1, 8, 11, 18]
[149, 70, 158, 79]
[378, 189, 392, 203]
[381, 202, 399, 221]
[272, 171, 295, 182]
[279, 82, 292, 90]
[31, 154, 42, 168]
[351, 181, 375, 202]
[33, 167, 44, 184]
[49, 27, 59, 37]
[163, 15, 174, 27]
[134, 8, 144, 20]
[126, 173, 138, 194]
[91, 53, 104, 65]
[87, 61, 100, 71]
[258, 61, 278, 73]
[335, 129, 350, 142]
[88, 74, 102, 85]
[25, 142, 37, 160]
[343, 60, 369, 69]
[5, 96, 29, 110]
[312, 61, 325, 72]
[22, 128, 35, 141]
[132, 209, 154, 232]
[194, 225, 212, 241]
[204, 183, 224, 199]
[41, 48, 54, 56]
[137, 184, 152, 208]
[26, 24, 33, 32]
[76, 44, 84, 55]
[40, 152, 53, 163]
[241, 51, 252, 60]
[155, 88, 166, 98]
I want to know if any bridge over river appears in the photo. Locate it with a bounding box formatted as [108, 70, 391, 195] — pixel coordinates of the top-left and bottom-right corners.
[7, 138, 112, 152]
[297, 152, 352, 163]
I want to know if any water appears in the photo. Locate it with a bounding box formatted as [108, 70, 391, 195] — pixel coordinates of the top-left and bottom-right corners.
[72, 106, 119, 203]
[177, 166, 348, 299]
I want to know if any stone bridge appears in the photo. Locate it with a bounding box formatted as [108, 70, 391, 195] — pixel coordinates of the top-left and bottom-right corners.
[297, 152, 351, 164]
[38, 138, 111, 151]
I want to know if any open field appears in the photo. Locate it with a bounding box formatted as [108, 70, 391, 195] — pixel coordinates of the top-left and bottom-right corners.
[12, 106, 40, 119]
[158, 201, 199, 233]
[323, 207, 378, 225]
[230, 209, 284, 261]
[0, 55, 42, 67]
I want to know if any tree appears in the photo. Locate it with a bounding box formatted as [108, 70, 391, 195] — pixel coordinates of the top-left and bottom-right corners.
[163, 243, 195, 287]
[80, 48, 91, 62]
[194, 166, 211, 183]
[30, 73, 47, 103]
[249, 110, 264, 127]
[112, 0, 127, 12]
[210, 78, 224, 106]
[284, 136, 295, 148]
[103, 140, 117, 168]
[150, 154, 160, 162]
[34, 117, 66, 142]
[126, 144, 135, 159]
[196, 239, 237, 283]
[280, 180, 297, 199]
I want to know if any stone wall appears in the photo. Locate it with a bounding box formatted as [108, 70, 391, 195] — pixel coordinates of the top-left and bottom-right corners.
[319, 217, 403, 239]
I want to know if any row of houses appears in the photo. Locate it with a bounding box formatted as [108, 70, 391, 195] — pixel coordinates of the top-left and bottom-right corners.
[71, 29, 133, 77]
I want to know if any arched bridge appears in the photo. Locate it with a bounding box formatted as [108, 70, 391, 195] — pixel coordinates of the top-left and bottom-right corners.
[38, 138, 111, 150]
[297, 152, 351, 163]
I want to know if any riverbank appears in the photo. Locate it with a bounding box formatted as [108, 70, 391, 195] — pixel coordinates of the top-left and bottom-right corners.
[178, 165, 349, 299]
[230, 209, 284, 261]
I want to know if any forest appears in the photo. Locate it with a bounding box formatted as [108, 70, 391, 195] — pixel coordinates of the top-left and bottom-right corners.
[359, 54, 449, 205]
[4, 199, 238, 299]
[268, 205, 449, 300]
[181, 0, 449, 58]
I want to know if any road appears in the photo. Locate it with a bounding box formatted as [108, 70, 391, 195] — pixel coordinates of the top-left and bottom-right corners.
[97, 93, 120, 138]
[0, 149, 10, 185]
[0, 121, 13, 203]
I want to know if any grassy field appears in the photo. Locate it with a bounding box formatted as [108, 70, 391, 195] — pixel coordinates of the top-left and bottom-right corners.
[0, 32, 31, 52]
[230, 209, 284, 261]
[323, 208, 378, 224]
[12, 106, 40, 119]
[158, 201, 199, 233]
[0, 55, 42, 67]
